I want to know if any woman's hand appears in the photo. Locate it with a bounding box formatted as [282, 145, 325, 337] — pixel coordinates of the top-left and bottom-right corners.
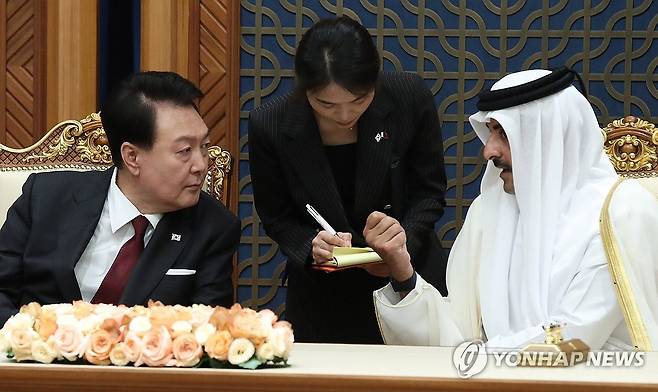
[311, 231, 352, 263]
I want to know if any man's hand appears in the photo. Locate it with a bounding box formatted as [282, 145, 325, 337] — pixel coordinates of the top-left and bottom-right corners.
[363, 212, 414, 282]
[311, 231, 352, 263]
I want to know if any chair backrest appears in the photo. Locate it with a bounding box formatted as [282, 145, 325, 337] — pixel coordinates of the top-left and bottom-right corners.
[603, 115, 658, 177]
[0, 112, 232, 226]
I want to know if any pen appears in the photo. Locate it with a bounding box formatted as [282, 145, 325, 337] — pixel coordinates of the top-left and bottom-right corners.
[305, 204, 338, 236]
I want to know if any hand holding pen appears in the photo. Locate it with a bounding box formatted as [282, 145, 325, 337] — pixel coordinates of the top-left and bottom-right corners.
[306, 204, 352, 263]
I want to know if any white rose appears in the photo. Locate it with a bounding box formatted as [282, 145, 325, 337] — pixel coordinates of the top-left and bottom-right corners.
[56, 314, 79, 327]
[256, 342, 275, 362]
[129, 316, 152, 335]
[172, 321, 193, 335]
[4, 313, 34, 331]
[78, 315, 102, 334]
[49, 303, 74, 317]
[9, 328, 38, 361]
[267, 325, 294, 359]
[227, 338, 255, 365]
[31, 337, 58, 364]
[190, 304, 214, 327]
[109, 343, 131, 366]
[193, 323, 216, 345]
[0, 328, 10, 353]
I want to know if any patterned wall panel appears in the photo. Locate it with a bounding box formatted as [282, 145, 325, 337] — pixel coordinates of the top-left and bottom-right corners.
[238, 0, 658, 314]
[1, 0, 45, 149]
[199, 0, 230, 148]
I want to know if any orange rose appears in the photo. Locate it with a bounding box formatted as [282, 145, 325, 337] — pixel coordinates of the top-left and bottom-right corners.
[122, 331, 143, 364]
[172, 333, 203, 367]
[100, 318, 122, 343]
[85, 329, 113, 365]
[204, 330, 233, 361]
[209, 307, 230, 331]
[72, 301, 95, 320]
[35, 311, 57, 340]
[139, 326, 173, 367]
[149, 305, 178, 330]
[228, 308, 268, 346]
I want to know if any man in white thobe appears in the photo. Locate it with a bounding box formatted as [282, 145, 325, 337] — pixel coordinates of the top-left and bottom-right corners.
[368, 68, 634, 350]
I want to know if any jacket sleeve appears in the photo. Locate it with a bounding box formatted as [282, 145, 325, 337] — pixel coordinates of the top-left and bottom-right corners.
[247, 112, 317, 267]
[400, 76, 447, 266]
[191, 213, 241, 307]
[0, 174, 35, 326]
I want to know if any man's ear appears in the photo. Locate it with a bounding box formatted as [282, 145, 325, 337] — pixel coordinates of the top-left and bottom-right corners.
[120, 142, 141, 175]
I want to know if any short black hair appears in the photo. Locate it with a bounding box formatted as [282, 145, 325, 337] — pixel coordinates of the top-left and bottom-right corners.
[294, 16, 380, 96]
[101, 71, 203, 169]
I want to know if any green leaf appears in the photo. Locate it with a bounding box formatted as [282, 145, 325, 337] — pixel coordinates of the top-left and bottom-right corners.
[237, 357, 262, 370]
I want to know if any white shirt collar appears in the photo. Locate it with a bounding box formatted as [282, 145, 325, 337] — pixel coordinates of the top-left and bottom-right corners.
[108, 168, 163, 233]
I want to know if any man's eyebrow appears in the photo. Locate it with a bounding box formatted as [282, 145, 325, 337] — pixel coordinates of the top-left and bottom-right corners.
[173, 129, 210, 143]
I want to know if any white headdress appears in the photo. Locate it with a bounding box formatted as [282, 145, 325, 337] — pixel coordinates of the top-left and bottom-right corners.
[468, 69, 618, 345]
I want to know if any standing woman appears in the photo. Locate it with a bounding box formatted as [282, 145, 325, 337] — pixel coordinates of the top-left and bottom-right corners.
[248, 16, 447, 343]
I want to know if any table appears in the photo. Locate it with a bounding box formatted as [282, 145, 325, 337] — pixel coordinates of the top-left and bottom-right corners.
[1, 343, 657, 391]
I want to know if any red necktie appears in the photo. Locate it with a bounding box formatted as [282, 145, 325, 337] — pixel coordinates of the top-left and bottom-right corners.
[92, 215, 150, 304]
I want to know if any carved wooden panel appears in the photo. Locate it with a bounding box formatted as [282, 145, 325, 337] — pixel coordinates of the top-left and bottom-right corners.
[1, 0, 45, 149]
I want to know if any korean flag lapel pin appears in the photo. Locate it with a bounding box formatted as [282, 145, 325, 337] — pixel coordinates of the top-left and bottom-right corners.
[375, 130, 389, 143]
[171, 233, 182, 242]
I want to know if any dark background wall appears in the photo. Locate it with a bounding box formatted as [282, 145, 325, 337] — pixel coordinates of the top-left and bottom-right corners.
[236, 0, 658, 316]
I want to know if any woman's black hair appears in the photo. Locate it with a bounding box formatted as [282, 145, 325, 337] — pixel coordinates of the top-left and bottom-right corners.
[294, 16, 380, 96]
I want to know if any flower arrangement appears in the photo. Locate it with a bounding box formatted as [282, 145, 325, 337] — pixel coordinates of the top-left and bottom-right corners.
[0, 301, 293, 369]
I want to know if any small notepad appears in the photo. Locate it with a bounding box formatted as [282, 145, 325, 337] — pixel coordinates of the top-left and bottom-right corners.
[311, 247, 383, 272]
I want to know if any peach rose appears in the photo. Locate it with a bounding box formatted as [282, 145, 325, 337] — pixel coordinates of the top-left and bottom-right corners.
[85, 329, 113, 365]
[172, 333, 203, 367]
[19, 302, 41, 318]
[122, 331, 143, 364]
[209, 307, 230, 331]
[99, 318, 122, 343]
[31, 337, 58, 364]
[109, 342, 131, 366]
[149, 305, 178, 330]
[139, 326, 173, 367]
[228, 309, 268, 346]
[227, 338, 255, 365]
[8, 328, 37, 361]
[204, 330, 233, 361]
[72, 301, 95, 320]
[35, 311, 57, 340]
[54, 323, 88, 361]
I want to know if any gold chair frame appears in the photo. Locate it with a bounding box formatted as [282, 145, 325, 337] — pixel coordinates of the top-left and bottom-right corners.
[0, 112, 232, 205]
[603, 115, 658, 178]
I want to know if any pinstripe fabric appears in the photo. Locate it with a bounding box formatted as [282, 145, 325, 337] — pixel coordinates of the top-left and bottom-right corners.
[248, 72, 448, 343]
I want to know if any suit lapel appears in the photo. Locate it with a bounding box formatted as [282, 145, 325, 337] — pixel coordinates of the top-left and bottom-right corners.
[280, 97, 351, 232]
[353, 88, 395, 234]
[55, 169, 113, 302]
[120, 209, 191, 305]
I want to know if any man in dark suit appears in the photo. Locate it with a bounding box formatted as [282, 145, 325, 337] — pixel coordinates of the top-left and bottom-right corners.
[0, 71, 240, 325]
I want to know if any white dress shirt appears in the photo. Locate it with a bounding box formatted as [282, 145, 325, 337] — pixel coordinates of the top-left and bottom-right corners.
[75, 169, 163, 302]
